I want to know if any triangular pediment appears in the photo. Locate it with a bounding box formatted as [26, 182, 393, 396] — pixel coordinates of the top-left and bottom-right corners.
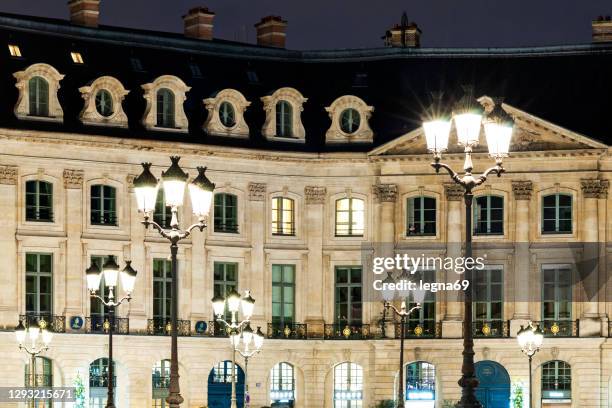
[370, 98, 608, 157]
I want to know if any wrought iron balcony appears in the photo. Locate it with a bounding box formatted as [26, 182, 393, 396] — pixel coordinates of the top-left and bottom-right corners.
[533, 320, 579, 337]
[267, 322, 308, 339]
[147, 318, 191, 336]
[20, 313, 66, 333]
[324, 323, 372, 340]
[472, 320, 509, 338]
[395, 321, 441, 338]
[85, 316, 129, 334]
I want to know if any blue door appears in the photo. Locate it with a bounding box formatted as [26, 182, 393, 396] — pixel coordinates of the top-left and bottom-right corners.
[208, 360, 245, 408]
[475, 361, 510, 408]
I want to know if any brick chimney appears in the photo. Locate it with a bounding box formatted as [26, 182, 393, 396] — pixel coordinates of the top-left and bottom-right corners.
[68, 0, 100, 28]
[183, 7, 215, 40]
[383, 22, 422, 48]
[255, 16, 287, 48]
[592, 15, 612, 43]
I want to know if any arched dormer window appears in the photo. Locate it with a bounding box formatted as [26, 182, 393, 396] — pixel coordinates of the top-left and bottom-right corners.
[203, 89, 251, 138]
[78, 76, 129, 127]
[13, 63, 64, 122]
[141, 75, 190, 132]
[325, 95, 374, 144]
[261, 87, 307, 142]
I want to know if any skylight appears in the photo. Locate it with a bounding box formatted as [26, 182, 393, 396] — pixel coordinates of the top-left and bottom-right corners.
[8, 44, 22, 57]
[71, 52, 84, 64]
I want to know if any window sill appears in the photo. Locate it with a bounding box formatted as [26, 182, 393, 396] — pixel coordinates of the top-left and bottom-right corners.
[25, 219, 54, 223]
[151, 125, 188, 133]
[267, 136, 305, 144]
[17, 114, 62, 123]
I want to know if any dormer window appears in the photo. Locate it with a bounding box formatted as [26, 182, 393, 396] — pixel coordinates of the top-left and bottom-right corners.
[325, 95, 374, 144]
[203, 89, 251, 138]
[261, 88, 307, 143]
[276, 101, 293, 137]
[71, 52, 84, 64]
[29, 77, 49, 117]
[78, 76, 129, 127]
[8, 44, 22, 57]
[13, 63, 64, 122]
[141, 76, 190, 133]
[219, 102, 236, 127]
[340, 108, 360, 134]
[95, 90, 113, 117]
[157, 88, 175, 128]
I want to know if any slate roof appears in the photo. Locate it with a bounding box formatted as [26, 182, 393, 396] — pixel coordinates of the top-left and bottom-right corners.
[0, 11, 611, 152]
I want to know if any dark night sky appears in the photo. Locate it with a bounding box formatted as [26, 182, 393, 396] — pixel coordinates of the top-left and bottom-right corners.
[1, 0, 610, 49]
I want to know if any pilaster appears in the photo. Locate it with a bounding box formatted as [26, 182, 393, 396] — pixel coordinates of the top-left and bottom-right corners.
[442, 183, 463, 338]
[0, 165, 18, 326]
[511, 180, 532, 335]
[304, 186, 326, 334]
[63, 169, 84, 321]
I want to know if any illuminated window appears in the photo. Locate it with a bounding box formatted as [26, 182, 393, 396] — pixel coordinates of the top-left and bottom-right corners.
[89, 358, 115, 408]
[24, 356, 53, 408]
[71, 52, 84, 64]
[335, 198, 364, 237]
[270, 362, 295, 404]
[406, 361, 435, 405]
[272, 197, 295, 236]
[8, 44, 22, 57]
[152, 359, 170, 407]
[542, 360, 571, 400]
[333, 362, 363, 408]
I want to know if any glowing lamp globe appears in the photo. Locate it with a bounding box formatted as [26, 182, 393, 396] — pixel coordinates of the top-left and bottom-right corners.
[133, 163, 159, 213]
[102, 256, 120, 288]
[86, 262, 102, 292]
[189, 167, 215, 217]
[120, 261, 138, 294]
[161, 156, 188, 208]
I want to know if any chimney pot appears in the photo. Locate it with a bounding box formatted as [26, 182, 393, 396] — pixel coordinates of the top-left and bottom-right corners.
[184, 6, 215, 40]
[255, 16, 288, 48]
[592, 16, 612, 43]
[68, 0, 100, 28]
[383, 20, 422, 48]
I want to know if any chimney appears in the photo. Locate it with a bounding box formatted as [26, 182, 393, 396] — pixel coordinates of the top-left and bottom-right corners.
[68, 0, 100, 28]
[255, 16, 287, 48]
[383, 12, 421, 48]
[592, 15, 612, 43]
[184, 7, 215, 40]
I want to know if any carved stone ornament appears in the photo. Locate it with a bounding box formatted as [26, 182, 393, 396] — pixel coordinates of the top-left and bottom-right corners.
[63, 169, 84, 189]
[325, 95, 374, 144]
[261, 87, 307, 142]
[373, 184, 397, 203]
[248, 182, 266, 201]
[13, 63, 64, 122]
[141, 75, 191, 132]
[0, 165, 18, 185]
[581, 178, 609, 199]
[305, 186, 326, 204]
[78, 76, 129, 127]
[203, 88, 251, 138]
[512, 180, 533, 200]
[444, 183, 464, 201]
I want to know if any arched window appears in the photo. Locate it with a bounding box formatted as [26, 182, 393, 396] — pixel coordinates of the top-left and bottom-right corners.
[270, 362, 295, 405]
[405, 361, 435, 405]
[90, 185, 117, 226]
[333, 362, 363, 408]
[157, 88, 176, 128]
[474, 195, 503, 235]
[542, 193, 572, 234]
[89, 358, 115, 408]
[25, 356, 53, 407]
[276, 100, 293, 137]
[95, 89, 114, 117]
[542, 360, 571, 400]
[214, 193, 238, 233]
[152, 359, 171, 407]
[340, 108, 360, 134]
[26, 180, 53, 222]
[407, 196, 436, 236]
[29, 76, 49, 116]
[335, 198, 364, 237]
[219, 101, 236, 128]
[272, 197, 295, 236]
[154, 188, 173, 229]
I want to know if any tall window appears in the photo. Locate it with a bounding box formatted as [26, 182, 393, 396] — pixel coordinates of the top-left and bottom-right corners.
[276, 100, 292, 137]
[153, 259, 172, 323]
[335, 266, 362, 325]
[157, 88, 175, 128]
[25, 356, 53, 408]
[473, 268, 503, 336]
[406, 361, 435, 403]
[270, 362, 295, 404]
[214, 262, 238, 320]
[89, 358, 115, 408]
[152, 359, 171, 407]
[25, 180, 53, 222]
[333, 362, 363, 408]
[407, 196, 436, 236]
[91, 185, 117, 226]
[335, 198, 364, 237]
[406, 269, 435, 336]
[29, 76, 49, 116]
[474, 195, 503, 235]
[542, 266, 572, 322]
[90, 255, 115, 325]
[272, 197, 295, 236]
[25, 253, 53, 316]
[272, 264, 295, 326]
[542, 194, 572, 234]
[214, 193, 238, 233]
[154, 188, 173, 229]
[542, 361, 571, 400]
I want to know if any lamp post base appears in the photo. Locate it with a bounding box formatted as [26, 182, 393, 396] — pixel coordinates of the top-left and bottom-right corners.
[166, 393, 184, 408]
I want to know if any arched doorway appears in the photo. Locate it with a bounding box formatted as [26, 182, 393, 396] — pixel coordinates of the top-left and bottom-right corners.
[475, 360, 510, 408]
[208, 360, 245, 408]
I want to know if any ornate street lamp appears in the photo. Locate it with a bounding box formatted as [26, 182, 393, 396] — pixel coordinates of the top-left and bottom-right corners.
[15, 319, 53, 408]
[86, 257, 137, 408]
[517, 322, 544, 408]
[422, 88, 514, 408]
[134, 157, 215, 408]
[212, 290, 263, 408]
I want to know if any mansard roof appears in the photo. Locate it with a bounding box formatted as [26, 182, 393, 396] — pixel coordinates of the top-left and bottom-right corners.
[0, 11, 611, 153]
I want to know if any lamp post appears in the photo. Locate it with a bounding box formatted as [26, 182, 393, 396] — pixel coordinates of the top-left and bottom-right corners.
[238, 325, 265, 408]
[134, 157, 215, 408]
[212, 289, 262, 408]
[86, 257, 138, 408]
[15, 320, 53, 408]
[422, 88, 514, 408]
[517, 322, 544, 408]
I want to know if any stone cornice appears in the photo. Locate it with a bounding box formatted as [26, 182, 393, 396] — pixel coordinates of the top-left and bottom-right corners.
[0, 165, 17, 185]
[372, 184, 397, 203]
[444, 183, 463, 201]
[248, 182, 266, 201]
[305, 186, 326, 204]
[63, 169, 84, 189]
[581, 178, 609, 198]
[512, 180, 533, 200]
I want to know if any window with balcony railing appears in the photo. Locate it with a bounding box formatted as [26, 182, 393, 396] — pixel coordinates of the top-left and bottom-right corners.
[272, 264, 295, 328]
[542, 265, 572, 324]
[25, 253, 53, 317]
[334, 266, 362, 326]
[472, 267, 504, 337]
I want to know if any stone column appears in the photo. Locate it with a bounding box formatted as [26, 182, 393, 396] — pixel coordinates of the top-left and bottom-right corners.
[510, 181, 532, 335]
[304, 186, 326, 335]
[0, 166, 18, 326]
[248, 183, 266, 327]
[442, 183, 463, 338]
[579, 179, 608, 336]
[63, 169, 84, 322]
